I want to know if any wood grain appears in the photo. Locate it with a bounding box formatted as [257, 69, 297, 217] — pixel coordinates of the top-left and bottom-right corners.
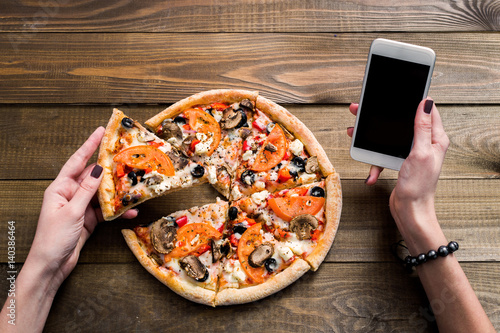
[0, 262, 498, 332]
[1, 33, 500, 104]
[1, 0, 499, 32]
[1, 104, 499, 180]
[1, 179, 498, 263]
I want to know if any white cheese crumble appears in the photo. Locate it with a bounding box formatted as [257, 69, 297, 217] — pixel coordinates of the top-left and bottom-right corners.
[241, 150, 254, 161]
[231, 186, 243, 200]
[212, 109, 223, 122]
[251, 190, 269, 205]
[254, 181, 265, 190]
[299, 172, 318, 184]
[207, 165, 217, 184]
[224, 259, 246, 283]
[278, 246, 294, 261]
[268, 171, 278, 182]
[290, 139, 304, 156]
[195, 132, 213, 155]
[285, 240, 304, 255]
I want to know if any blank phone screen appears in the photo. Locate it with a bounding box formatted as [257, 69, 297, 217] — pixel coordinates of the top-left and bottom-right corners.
[353, 54, 430, 158]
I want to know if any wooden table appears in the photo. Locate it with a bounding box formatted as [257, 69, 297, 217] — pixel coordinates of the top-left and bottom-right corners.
[1, 1, 499, 332]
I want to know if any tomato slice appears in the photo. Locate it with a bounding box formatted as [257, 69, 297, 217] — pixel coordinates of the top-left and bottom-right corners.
[250, 125, 287, 172]
[268, 196, 325, 222]
[184, 108, 221, 156]
[113, 145, 175, 176]
[237, 223, 266, 284]
[166, 223, 222, 259]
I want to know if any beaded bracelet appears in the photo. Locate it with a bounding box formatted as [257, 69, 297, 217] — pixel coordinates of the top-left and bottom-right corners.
[404, 241, 459, 271]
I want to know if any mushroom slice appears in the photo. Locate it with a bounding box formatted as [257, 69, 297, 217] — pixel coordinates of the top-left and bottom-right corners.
[305, 156, 319, 174]
[150, 219, 177, 254]
[211, 238, 230, 262]
[239, 99, 254, 111]
[220, 107, 246, 130]
[248, 243, 274, 268]
[179, 255, 208, 281]
[158, 120, 183, 144]
[264, 143, 277, 152]
[166, 149, 189, 169]
[289, 214, 319, 240]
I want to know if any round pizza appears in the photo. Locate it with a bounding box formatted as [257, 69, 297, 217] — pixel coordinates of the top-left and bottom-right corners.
[97, 89, 342, 306]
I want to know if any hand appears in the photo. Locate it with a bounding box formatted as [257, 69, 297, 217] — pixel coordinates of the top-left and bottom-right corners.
[346, 103, 384, 185]
[29, 127, 138, 287]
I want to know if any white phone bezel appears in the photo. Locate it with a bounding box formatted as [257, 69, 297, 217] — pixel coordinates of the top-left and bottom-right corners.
[350, 38, 436, 171]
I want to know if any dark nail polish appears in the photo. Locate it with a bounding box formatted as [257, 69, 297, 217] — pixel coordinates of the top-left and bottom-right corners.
[424, 99, 433, 114]
[91, 165, 103, 178]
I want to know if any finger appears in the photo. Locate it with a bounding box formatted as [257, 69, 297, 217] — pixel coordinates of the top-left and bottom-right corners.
[122, 209, 139, 219]
[69, 164, 104, 212]
[349, 103, 359, 116]
[347, 127, 354, 138]
[412, 98, 433, 151]
[365, 165, 384, 186]
[58, 127, 105, 180]
[430, 105, 449, 151]
[77, 163, 97, 185]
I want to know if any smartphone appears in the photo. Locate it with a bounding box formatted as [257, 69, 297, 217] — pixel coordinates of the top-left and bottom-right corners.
[350, 38, 436, 170]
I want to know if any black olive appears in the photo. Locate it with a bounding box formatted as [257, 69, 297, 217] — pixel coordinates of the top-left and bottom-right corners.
[265, 258, 278, 273]
[191, 165, 205, 178]
[196, 270, 209, 282]
[121, 193, 133, 206]
[233, 224, 247, 235]
[136, 169, 146, 182]
[266, 122, 276, 134]
[127, 171, 138, 186]
[121, 117, 134, 128]
[206, 108, 214, 117]
[289, 168, 298, 179]
[291, 156, 306, 172]
[310, 186, 325, 198]
[235, 109, 248, 129]
[173, 116, 186, 125]
[228, 206, 238, 220]
[241, 170, 255, 186]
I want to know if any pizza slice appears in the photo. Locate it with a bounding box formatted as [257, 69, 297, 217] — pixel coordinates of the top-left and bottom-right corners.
[229, 96, 333, 200]
[121, 198, 229, 306]
[215, 214, 310, 306]
[97, 109, 208, 220]
[145, 90, 259, 199]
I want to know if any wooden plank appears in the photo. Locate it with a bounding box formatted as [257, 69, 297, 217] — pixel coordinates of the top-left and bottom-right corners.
[0, 262, 498, 332]
[1, 33, 500, 104]
[1, 104, 499, 180]
[1, 0, 499, 33]
[1, 179, 498, 263]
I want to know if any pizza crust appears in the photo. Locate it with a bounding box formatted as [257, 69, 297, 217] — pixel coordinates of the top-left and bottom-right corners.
[121, 229, 217, 306]
[145, 89, 259, 130]
[255, 95, 335, 178]
[214, 258, 310, 306]
[305, 173, 342, 270]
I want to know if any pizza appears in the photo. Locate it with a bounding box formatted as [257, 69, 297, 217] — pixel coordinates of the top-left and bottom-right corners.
[97, 89, 342, 306]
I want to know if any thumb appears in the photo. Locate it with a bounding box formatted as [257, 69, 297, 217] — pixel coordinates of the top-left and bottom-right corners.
[70, 164, 103, 210]
[412, 98, 434, 150]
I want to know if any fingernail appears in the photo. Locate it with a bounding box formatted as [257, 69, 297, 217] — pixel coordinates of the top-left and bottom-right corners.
[424, 99, 433, 114]
[91, 165, 103, 178]
[347, 126, 353, 131]
[365, 175, 370, 183]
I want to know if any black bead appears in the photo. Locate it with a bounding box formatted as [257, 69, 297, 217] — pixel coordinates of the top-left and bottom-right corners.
[404, 255, 412, 266]
[265, 258, 278, 273]
[427, 250, 438, 260]
[437, 245, 449, 257]
[310, 186, 325, 198]
[228, 206, 238, 220]
[191, 165, 205, 178]
[121, 117, 134, 128]
[447, 241, 459, 253]
[410, 257, 419, 267]
[417, 253, 427, 264]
